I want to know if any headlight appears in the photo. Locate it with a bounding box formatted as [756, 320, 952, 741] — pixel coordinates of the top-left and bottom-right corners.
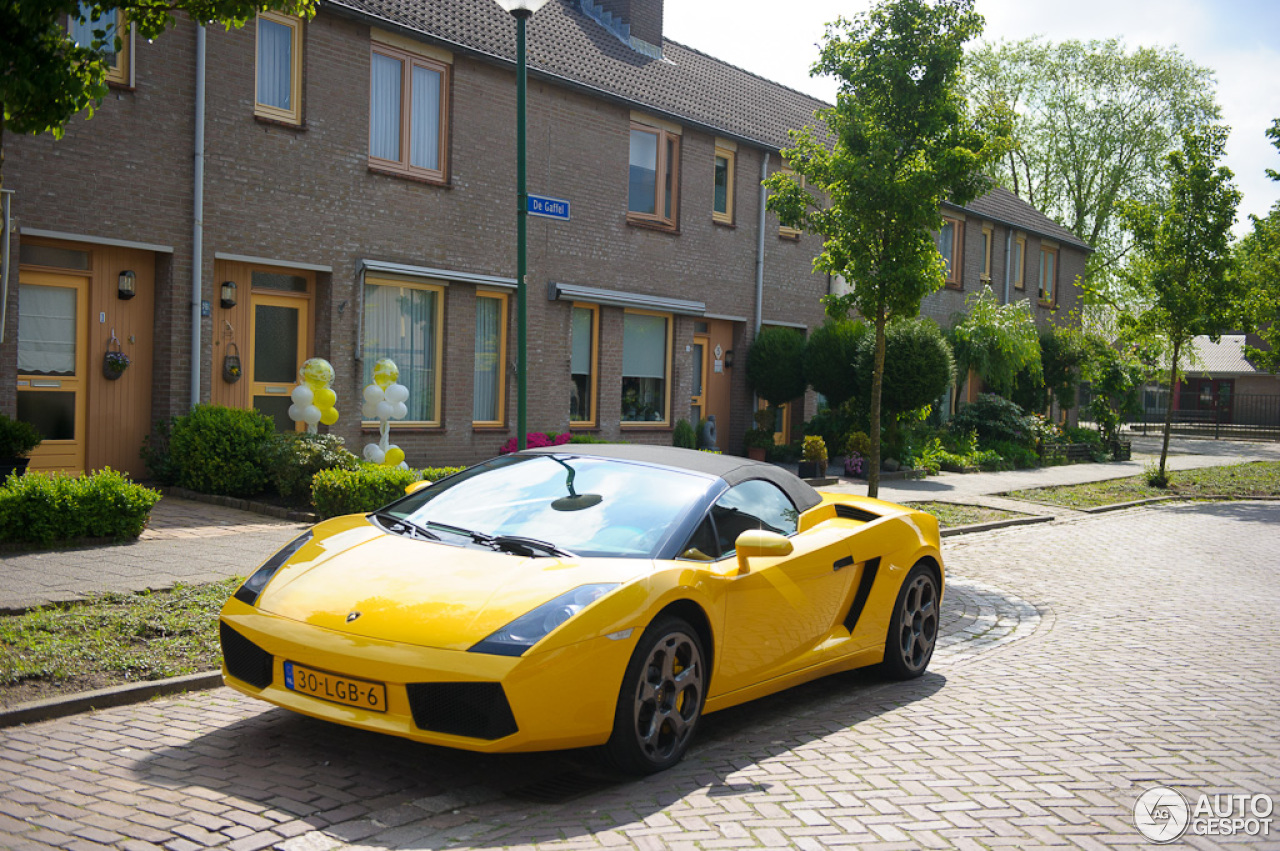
[469, 584, 618, 657]
[233, 531, 313, 606]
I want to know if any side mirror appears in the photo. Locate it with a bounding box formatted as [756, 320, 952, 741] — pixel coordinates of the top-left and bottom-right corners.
[405, 480, 431, 495]
[734, 529, 793, 575]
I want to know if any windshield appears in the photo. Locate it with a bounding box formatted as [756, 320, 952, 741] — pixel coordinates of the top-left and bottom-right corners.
[386, 454, 713, 558]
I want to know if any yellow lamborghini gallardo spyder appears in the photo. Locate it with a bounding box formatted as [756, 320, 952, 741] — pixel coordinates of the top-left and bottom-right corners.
[220, 445, 943, 774]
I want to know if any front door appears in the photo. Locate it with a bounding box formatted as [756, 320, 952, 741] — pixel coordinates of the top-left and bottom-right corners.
[250, 293, 307, 431]
[690, 334, 709, 425]
[16, 271, 88, 471]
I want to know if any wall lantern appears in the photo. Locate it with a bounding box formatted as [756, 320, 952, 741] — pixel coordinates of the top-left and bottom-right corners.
[220, 280, 237, 309]
[724, 349, 735, 368]
[117, 270, 137, 300]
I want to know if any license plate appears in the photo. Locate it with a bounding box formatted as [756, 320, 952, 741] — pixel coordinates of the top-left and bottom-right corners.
[284, 661, 387, 713]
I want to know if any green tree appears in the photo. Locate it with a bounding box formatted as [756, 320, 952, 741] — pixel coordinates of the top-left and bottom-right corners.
[746, 326, 807, 429]
[0, 0, 315, 191]
[1241, 118, 1280, 373]
[803, 319, 867, 407]
[1117, 125, 1242, 483]
[1081, 335, 1148, 451]
[948, 286, 1042, 398]
[765, 0, 1010, 497]
[966, 38, 1220, 294]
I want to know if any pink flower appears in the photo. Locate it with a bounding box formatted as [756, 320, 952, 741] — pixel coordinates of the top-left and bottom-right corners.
[499, 432, 572, 455]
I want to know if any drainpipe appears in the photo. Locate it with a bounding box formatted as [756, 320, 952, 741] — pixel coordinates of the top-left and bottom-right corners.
[191, 24, 206, 408]
[0, 189, 12, 344]
[754, 152, 769, 334]
[1003, 228, 1012, 305]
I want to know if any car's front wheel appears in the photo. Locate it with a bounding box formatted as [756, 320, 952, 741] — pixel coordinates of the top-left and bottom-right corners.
[604, 616, 706, 775]
[878, 563, 940, 679]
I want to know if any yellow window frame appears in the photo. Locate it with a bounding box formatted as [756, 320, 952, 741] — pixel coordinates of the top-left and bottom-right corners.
[255, 11, 303, 124]
[362, 276, 445, 428]
[620, 308, 672, 428]
[940, 216, 964, 287]
[1013, 233, 1026, 290]
[473, 290, 508, 427]
[368, 43, 451, 184]
[569, 302, 599, 429]
[1038, 243, 1059, 306]
[627, 121, 681, 229]
[981, 225, 993, 282]
[778, 165, 802, 238]
[713, 143, 736, 224]
[68, 5, 131, 86]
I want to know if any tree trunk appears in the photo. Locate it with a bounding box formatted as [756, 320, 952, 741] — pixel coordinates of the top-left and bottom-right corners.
[868, 305, 887, 499]
[1160, 337, 1180, 480]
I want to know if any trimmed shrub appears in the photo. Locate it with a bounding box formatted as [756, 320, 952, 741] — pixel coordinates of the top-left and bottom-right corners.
[168, 405, 275, 496]
[804, 320, 867, 407]
[672, 418, 697, 449]
[0, 413, 43, 459]
[746, 326, 807, 407]
[859, 318, 955, 418]
[950, 394, 1037, 447]
[261, 432, 360, 503]
[0, 468, 161, 546]
[139, 416, 179, 485]
[312, 464, 464, 519]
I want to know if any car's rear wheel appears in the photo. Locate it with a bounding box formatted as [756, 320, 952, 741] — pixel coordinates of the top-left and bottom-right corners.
[604, 616, 705, 775]
[878, 563, 939, 679]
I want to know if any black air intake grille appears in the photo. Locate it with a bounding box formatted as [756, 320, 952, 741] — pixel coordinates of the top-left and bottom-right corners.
[406, 682, 518, 740]
[220, 622, 273, 689]
[835, 504, 881, 523]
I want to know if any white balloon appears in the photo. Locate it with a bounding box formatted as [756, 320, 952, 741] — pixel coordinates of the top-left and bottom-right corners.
[366, 446, 385, 465]
[363, 384, 385, 404]
[362, 443, 378, 461]
[290, 385, 314, 406]
[301, 405, 322, 425]
[392, 402, 408, 420]
[384, 383, 409, 404]
[362, 401, 378, 419]
[375, 401, 394, 421]
[287, 404, 302, 422]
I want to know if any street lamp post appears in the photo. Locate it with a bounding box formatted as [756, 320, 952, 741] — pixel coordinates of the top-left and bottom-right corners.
[493, 0, 551, 451]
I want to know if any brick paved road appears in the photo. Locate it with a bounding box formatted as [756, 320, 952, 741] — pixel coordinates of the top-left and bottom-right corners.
[2, 501, 1278, 849]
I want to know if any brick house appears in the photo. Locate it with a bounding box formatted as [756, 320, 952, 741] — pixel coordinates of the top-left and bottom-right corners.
[1, 0, 1091, 475]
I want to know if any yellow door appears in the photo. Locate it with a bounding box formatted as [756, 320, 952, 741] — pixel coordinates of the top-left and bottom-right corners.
[16, 272, 89, 472]
[250, 293, 307, 431]
[690, 334, 709, 424]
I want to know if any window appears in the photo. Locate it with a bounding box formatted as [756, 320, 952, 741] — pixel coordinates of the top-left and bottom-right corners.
[362, 278, 444, 425]
[778, 166, 802, 238]
[369, 43, 449, 182]
[628, 120, 680, 228]
[1013, 234, 1026, 290]
[981, 225, 994, 282]
[570, 304, 598, 427]
[939, 216, 963, 287]
[69, 3, 129, 85]
[678, 480, 799, 562]
[621, 310, 670, 425]
[473, 292, 507, 425]
[1038, 244, 1059, 305]
[255, 12, 302, 124]
[713, 141, 736, 224]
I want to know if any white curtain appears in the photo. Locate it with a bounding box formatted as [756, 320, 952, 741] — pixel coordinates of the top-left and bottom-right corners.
[18, 285, 77, 376]
[571, 307, 592, 375]
[370, 53, 401, 161]
[623, 313, 666, 379]
[473, 296, 501, 421]
[409, 65, 441, 170]
[363, 283, 436, 421]
[938, 221, 955, 275]
[257, 18, 293, 110]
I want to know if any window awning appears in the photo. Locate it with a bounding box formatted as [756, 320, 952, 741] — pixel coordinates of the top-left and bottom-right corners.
[547, 281, 705, 316]
[360, 259, 517, 289]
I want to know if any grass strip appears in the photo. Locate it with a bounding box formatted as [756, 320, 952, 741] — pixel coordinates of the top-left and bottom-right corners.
[910, 501, 1029, 528]
[1006, 461, 1280, 509]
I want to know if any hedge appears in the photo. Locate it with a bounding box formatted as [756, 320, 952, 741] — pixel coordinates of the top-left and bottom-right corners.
[312, 464, 465, 519]
[0, 468, 161, 546]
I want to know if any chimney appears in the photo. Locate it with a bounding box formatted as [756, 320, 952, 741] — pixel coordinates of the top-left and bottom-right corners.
[597, 0, 662, 49]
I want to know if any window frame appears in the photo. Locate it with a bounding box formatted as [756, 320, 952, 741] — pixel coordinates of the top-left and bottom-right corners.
[368, 42, 451, 184]
[68, 4, 131, 86]
[361, 276, 446, 428]
[620, 309, 672, 428]
[712, 142, 736, 224]
[472, 290, 508, 427]
[939, 215, 964, 288]
[1038, 243, 1059, 307]
[777, 165, 803, 239]
[627, 120, 681, 230]
[254, 11, 303, 125]
[569, 303, 599, 429]
[981, 224, 994, 283]
[1013, 233, 1026, 290]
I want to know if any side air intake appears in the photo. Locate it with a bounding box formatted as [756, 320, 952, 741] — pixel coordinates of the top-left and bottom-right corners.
[835, 504, 881, 523]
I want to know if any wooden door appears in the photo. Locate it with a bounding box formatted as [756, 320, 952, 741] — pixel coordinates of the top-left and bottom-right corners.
[16, 271, 89, 471]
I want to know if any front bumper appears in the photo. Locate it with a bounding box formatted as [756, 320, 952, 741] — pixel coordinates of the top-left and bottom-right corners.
[219, 599, 637, 753]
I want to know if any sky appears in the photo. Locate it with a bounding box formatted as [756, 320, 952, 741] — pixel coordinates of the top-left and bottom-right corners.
[664, 0, 1280, 236]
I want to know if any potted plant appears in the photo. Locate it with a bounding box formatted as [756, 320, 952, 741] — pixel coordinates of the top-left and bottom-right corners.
[103, 348, 131, 380]
[798, 435, 828, 479]
[743, 427, 774, 461]
[0, 413, 43, 480]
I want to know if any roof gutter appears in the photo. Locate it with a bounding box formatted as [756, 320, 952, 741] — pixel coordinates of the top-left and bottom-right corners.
[941, 201, 1092, 254]
[190, 24, 206, 408]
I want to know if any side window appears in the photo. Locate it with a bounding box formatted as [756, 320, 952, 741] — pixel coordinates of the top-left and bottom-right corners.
[255, 12, 303, 124]
[69, 3, 130, 85]
[711, 480, 799, 556]
[679, 516, 719, 562]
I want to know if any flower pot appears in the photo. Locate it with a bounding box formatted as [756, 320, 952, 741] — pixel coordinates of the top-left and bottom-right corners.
[798, 460, 817, 479]
[747, 446, 767, 461]
[0, 457, 31, 481]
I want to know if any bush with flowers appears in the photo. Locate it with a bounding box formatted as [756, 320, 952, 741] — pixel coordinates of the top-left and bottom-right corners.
[499, 431, 572, 455]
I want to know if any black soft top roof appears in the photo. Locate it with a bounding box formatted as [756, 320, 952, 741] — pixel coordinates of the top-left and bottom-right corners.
[521, 445, 822, 513]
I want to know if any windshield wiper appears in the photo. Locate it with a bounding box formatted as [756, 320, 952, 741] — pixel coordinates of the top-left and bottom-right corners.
[490, 535, 577, 559]
[370, 511, 440, 541]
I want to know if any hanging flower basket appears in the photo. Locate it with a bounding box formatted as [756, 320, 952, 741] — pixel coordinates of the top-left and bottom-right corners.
[222, 342, 243, 383]
[103, 344, 131, 380]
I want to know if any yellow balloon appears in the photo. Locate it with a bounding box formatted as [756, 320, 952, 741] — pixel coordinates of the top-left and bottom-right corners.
[301, 358, 335, 389]
[384, 447, 405, 467]
[374, 358, 399, 389]
[320, 406, 339, 426]
[315, 387, 337, 408]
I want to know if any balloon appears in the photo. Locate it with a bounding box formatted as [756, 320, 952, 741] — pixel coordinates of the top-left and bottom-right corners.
[287, 404, 302, 422]
[384, 383, 409, 404]
[365, 445, 385, 465]
[301, 405, 322, 425]
[374, 358, 399, 389]
[384, 446, 405, 467]
[392, 402, 408, 420]
[362, 384, 384, 405]
[301, 358, 335, 388]
[320, 406, 339, 426]
[315, 387, 337, 408]
[375, 401, 393, 421]
[362, 401, 378, 419]
[290, 385, 314, 406]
